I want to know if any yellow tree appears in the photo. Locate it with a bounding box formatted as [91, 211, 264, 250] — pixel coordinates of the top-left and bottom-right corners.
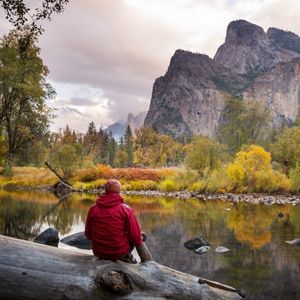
[227, 144, 290, 192]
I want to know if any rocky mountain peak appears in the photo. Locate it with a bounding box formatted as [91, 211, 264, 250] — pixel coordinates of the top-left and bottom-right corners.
[165, 49, 216, 81]
[214, 20, 272, 74]
[214, 20, 300, 74]
[225, 19, 266, 45]
[145, 20, 300, 138]
[267, 27, 300, 53]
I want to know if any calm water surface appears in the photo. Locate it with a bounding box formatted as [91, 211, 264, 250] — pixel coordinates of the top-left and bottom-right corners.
[0, 190, 300, 300]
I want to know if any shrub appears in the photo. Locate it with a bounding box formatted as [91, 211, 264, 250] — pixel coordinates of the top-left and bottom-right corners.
[175, 170, 199, 189]
[227, 163, 245, 190]
[75, 164, 113, 182]
[290, 163, 300, 192]
[187, 180, 207, 192]
[75, 167, 100, 182]
[158, 179, 178, 192]
[254, 170, 291, 193]
[113, 168, 161, 181]
[206, 168, 231, 193]
[124, 180, 157, 191]
[227, 145, 273, 192]
[97, 164, 114, 178]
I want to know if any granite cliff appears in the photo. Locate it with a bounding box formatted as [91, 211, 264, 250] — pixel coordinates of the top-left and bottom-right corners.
[144, 20, 300, 137]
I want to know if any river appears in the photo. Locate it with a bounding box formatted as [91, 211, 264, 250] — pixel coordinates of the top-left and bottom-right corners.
[0, 189, 299, 300]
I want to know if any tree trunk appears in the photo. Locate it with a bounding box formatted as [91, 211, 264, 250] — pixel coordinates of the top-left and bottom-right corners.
[44, 161, 72, 187]
[3, 152, 13, 177]
[0, 235, 243, 300]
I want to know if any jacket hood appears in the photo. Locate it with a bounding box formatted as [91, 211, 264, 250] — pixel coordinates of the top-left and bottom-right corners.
[96, 193, 124, 208]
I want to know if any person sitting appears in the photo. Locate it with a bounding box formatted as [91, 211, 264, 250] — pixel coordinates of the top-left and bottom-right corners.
[85, 179, 152, 263]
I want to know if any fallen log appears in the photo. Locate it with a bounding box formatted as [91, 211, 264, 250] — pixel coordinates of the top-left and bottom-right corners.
[44, 161, 72, 188]
[0, 235, 243, 300]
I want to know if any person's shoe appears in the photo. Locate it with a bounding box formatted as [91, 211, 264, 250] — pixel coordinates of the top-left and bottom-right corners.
[120, 253, 137, 264]
[142, 232, 147, 242]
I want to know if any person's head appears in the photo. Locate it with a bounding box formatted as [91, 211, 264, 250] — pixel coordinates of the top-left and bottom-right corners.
[104, 179, 121, 194]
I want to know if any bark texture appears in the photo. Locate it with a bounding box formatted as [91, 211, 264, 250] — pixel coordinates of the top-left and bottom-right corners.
[0, 235, 243, 300]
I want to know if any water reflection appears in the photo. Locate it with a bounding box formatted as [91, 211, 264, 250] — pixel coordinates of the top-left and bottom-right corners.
[0, 190, 299, 300]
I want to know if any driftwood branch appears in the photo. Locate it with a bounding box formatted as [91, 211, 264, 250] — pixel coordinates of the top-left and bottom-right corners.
[0, 235, 243, 300]
[44, 161, 73, 188]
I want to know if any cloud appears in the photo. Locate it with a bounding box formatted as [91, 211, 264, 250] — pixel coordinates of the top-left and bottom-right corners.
[1, 0, 300, 132]
[69, 97, 99, 107]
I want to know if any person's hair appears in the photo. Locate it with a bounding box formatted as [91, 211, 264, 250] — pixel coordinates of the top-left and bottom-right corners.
[104, 179, 121, 193]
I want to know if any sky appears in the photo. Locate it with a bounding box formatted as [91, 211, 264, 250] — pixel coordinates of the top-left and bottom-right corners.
[1, 0, 300, 132]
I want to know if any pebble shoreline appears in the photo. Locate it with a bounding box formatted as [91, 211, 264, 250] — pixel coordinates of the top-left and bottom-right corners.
[5, 184, 300, 206]
[77, 187, 300, 206]
[122, 190, 300, 205]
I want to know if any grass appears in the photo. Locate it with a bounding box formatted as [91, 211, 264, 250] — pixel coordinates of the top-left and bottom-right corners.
[0, 165, 295, 194]
[0, 167, 57, 189]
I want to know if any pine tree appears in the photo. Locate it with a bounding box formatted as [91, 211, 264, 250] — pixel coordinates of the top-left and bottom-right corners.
[124, 125, 134, 167]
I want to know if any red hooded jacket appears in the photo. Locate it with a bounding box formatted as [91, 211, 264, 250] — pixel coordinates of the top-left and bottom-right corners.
[85, 193, 142, 259]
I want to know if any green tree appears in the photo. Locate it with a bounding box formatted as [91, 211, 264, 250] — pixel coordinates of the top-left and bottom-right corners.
[61, 125, 76, 144]
[150, 134, 180, 167]
[0, 28, 54, 176]
[14, 138, 50, 167]
[135, 127, 157, 166]
[124, 125, 134, 167]
[83, 121, 97, 159]
[135, 127, 180, 167]
[107, 133, 117, 167]
[185, 136, 226, 176]
[290, 162, 300, 192]
[114, 149, 128, 168]
[0, 129, 7, 166]
[218, 98, 270, 153]
[50, 144, 81, 181]
[271, 126, 300, 173]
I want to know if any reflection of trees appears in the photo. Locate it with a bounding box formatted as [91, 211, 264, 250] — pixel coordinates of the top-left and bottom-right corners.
[126, 196, 175, 232]
[177, 199, 231, 243]
[227, 203, 291, 249]
[0, 195, 44, 239]
[128, 196, 300, 300]
[44, 196, 89, 234]
[2, 191, 300, 300]
[0, 191, 91, 239]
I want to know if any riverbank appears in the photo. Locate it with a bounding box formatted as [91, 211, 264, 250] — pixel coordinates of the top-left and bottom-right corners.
[1, 166, 300, 205]
[124, 190, 300, 205]
[2, 182, 300, 206]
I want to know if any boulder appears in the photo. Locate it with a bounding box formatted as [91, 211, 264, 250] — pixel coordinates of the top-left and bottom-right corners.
[184, 235, 211, 254]
[215, 246, 230, 253]
[60, 231, 92, 250]
[34, 228, 59, 246]
[285, 238, 300, 245]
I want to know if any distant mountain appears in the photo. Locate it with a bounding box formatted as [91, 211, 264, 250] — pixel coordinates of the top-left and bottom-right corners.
[105, 111, 147, 141]
[104, 121, 125, 141]
[126, 111, 148, 133]
[145, 20, 300, 138]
